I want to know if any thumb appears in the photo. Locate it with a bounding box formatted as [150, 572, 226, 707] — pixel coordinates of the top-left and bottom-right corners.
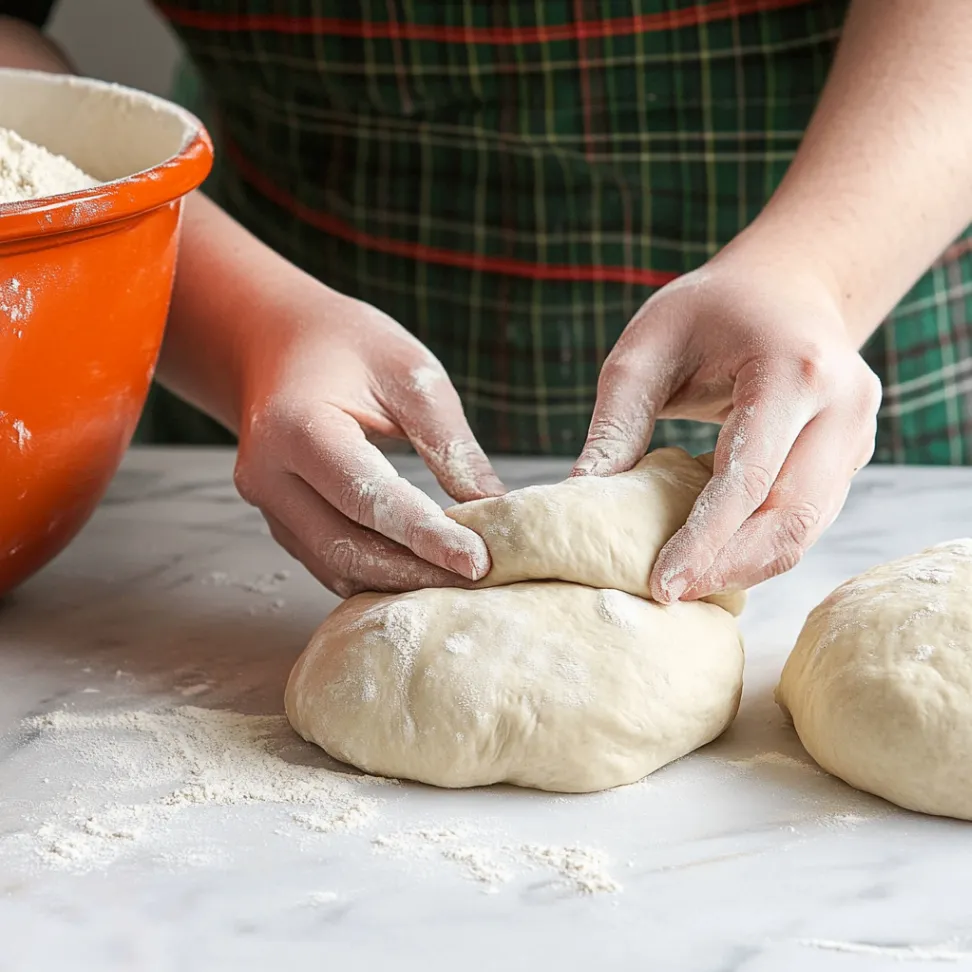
[572, 341, 677, 478]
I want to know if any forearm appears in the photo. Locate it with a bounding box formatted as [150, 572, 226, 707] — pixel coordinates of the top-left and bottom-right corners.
[732, 0, 972, 345]
[0, 17, 322, 432]
[0, 15, 72, 71]
[158, 193, 338, 433]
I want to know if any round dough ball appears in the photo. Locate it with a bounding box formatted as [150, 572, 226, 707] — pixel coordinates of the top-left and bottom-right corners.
[286, 583, 744, 792]
[446, 447, 745, 616]
[776, 539, 972, 819]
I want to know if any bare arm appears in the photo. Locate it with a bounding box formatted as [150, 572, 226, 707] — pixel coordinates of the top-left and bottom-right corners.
[0, 18, 502, 595]
[737, 0, 972, 343]
[0, 14, 72, 71]
[580, 0, 972, 602]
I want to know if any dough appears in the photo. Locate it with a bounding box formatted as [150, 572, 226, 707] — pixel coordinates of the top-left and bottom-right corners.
[776, 539, 972, 819]
[447, 447, 745, 616]
[286, 447, 746, 792]
[286, 584, 743, 792]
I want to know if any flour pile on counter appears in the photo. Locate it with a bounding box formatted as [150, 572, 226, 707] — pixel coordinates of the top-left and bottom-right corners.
[16, 706, 383, 872]
[7, 704, 622, 894]
[371, 826, 621, 893]
[0, 126, 97, 203]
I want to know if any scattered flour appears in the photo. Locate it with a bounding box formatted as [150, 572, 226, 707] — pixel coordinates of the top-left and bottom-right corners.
[370, 825, 621, 895]
[520, 843, 622, 894]
[596, 589, 643, 631]
[306, 891, 341, 906]
[0, 127, 97, 204]
[15, 706, 382, 872]
[912, 644, 936, 662]
[443, 633, 474, 655]
[8, 704, 620, 896]
[727, 751, 821, 773]
[410, 365, 442, 397]
[203, 569, 290, 596]
[722, 749, 893, 829]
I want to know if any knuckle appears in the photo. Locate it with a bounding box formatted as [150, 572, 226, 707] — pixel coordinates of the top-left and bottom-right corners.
[232, 459, 260, 506]
[859, 367, 884, 412]
[759, 550, 803, 584]
[338, 478, 376, 524]
[596, 354, 641, 396]
[737, 462, 775, 507]
[776, 502, 822, 550]
[319, 536, 360, 580]
[255, 394, 322, 450]
[331, 576, 362, 599]
[587, 413, 631, 444]
[798, 357, 828, 392]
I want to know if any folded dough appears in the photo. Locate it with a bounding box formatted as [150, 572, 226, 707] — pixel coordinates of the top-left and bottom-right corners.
[286, 447, 745, 792]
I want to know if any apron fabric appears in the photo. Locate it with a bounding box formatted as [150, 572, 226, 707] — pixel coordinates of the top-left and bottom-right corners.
[134, 0, 972, 463]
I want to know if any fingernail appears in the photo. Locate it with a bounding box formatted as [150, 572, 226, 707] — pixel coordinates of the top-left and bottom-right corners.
[480, 474, 507, 497]
[659, 562, 698, 602]
[449, 542, 489, 581]
[570, 451, 606, 477]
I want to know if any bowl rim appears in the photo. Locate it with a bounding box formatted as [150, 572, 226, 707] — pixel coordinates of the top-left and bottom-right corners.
[0, 69, 214, 244]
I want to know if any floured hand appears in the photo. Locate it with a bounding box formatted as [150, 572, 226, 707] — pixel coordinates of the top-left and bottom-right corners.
[573, 242, 882, 601]
[232, 290, 504, 598]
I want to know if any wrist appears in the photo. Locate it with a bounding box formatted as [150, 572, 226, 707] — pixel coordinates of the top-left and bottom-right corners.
[715, 219, 876, 347]
[158, 196, 322, 433]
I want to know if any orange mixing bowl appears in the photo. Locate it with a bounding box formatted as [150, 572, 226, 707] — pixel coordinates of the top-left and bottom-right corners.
[0, 70, 213, 597]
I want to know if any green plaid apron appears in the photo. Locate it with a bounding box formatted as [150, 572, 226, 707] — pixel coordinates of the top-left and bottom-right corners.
[135, 0, 972, 464]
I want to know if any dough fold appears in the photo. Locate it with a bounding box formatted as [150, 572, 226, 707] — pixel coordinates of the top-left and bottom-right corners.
[447, 447, 745, 616]
[287, 448, 746, 792]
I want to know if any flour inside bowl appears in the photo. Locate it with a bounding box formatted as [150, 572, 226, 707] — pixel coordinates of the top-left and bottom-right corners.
[0, 126, 97, 204]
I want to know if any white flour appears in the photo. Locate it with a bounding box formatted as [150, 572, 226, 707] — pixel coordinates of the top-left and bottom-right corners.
[370, 825, 621, 894]
[596, 588, 643, 631]
[0, 127, 97, 203]
[17, 706, 383, 872]
[9, 704, 621, 895]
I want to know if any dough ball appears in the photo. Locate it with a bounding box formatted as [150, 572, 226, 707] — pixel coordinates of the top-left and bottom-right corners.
[776, 539, 972, 819]
[447, 447, 745, 616]
[286, 583, 744, 792]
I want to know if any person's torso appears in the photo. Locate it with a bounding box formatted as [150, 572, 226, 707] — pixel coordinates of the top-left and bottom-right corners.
[143, 1, 972, 465]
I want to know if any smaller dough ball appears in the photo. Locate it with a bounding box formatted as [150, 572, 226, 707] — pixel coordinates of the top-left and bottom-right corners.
[286, 582, 744, 793]
[447, 447, 745, 616]
[776, 540, 972, 819]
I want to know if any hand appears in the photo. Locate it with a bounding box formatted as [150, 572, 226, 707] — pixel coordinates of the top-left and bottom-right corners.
[573, 240, 882, 601]
[232, 286, 504, 598]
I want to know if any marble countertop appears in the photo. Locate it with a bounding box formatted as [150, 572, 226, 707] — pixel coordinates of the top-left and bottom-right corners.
[3, 448, 972, 971]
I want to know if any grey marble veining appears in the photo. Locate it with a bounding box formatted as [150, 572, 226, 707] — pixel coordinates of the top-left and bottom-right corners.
[3, 448, 972, 971]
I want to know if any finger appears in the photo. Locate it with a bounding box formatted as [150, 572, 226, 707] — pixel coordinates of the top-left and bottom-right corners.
[572, 338, 681, 478]
[285, 406, 491, 581]
[682, 406, 874, 597]
[382, 360, 506, 502]
[264, 478, 477, 598]
[650, 361, 820, 602]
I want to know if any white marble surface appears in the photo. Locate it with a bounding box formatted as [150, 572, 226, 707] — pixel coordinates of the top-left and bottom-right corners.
[3, 448, 972, 971]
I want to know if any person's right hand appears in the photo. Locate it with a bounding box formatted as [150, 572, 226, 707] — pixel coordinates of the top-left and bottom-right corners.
[230, 284, 504, 599]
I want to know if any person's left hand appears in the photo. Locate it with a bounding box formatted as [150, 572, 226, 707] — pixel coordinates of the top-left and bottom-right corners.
[572, 239, 882, 603]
